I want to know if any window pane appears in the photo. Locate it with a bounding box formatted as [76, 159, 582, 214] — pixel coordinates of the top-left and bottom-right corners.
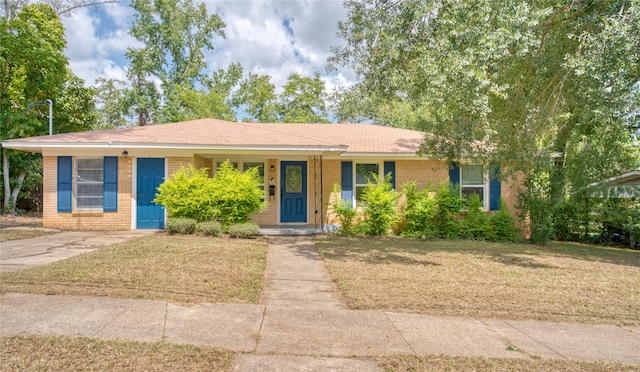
[462, 186, 484, 202]
[356, 163, 379, 185]
[216, 161, 238, 170]
[356, 185, 368, 201]
[461, 165, 483, 184]
[285, 165, 302, 193]
[75, 158, 104, 210]
[243, 162, 264, 178]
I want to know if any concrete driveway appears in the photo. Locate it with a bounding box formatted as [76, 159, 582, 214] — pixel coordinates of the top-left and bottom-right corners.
[0, 230, 157, 273]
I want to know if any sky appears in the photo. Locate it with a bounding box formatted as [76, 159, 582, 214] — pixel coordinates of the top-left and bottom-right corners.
[61, 0, 357, 102]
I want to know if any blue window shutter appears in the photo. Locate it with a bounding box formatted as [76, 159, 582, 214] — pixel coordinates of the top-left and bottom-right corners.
[489, 166, 501, 211]
[341, 161, 353, 207]
[449, 162, 460, 185]
[384, 161, 396, 189]
[57, 156, 72, 212]
[103, 157, 118, 212]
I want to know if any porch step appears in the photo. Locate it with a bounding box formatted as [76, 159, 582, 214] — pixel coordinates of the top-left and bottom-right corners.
[259, 225, 320, 236]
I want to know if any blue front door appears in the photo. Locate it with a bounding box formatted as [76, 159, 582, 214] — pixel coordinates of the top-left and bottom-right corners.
[280, 161, 307, 223]
[137, 158, 165, 229]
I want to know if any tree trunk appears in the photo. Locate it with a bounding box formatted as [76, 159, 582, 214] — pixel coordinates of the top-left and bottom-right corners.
[2, 149, 26, 215]
[3, 149, 10, 213]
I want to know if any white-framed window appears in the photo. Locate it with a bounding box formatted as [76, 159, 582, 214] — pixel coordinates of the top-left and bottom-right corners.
[75, 158, 103, 210]
[215, 160, 266, 197]
[242, 162, 265, 191]
[460, 164, 488, 209]
[355, 162, 380, 205]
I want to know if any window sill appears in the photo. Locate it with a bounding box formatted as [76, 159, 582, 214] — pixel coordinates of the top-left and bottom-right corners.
[72, 212, 104, 217]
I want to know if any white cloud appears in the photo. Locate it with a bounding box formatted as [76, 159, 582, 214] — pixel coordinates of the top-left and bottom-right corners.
[61, 0, 357, 115]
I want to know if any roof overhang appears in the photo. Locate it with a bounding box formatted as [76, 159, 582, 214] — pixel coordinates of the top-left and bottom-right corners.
[1, 141, 349, 155]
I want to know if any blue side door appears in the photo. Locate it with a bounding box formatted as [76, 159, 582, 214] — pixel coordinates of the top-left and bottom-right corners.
[280, 161, 307, 223]
[137, 158, 165, 229]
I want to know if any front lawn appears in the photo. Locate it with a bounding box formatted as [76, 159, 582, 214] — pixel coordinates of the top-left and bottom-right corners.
[316, 237, 640, 325]
[1, 335, 234, 371]
[0, 235, 267, 304]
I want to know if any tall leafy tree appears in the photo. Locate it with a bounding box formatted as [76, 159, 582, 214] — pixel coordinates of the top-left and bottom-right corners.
[125, 0, 225, 125]
[93, 77, 128, 129]
[277, 72, 329, 123]
[1, 4, 95, 213]
[232, 72, 279, 122]
[330, 0, 639, 206]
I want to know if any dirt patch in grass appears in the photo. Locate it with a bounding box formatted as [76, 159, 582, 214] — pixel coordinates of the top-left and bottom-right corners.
[316, 237, 640, 325]
[0, 335, 234, 371]
[0, 228, 60, 242]
[373, 354, 640, 371]
[0, 235, 267, 304]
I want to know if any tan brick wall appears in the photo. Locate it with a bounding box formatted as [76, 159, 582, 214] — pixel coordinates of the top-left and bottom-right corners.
[42, 156, 132, 231]
[167, 157, 194, 175]
[396, 160, 449, 190]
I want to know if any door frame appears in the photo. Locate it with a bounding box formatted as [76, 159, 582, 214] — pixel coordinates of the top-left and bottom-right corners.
[279, 160, 308, 224]
[132, 157, 167, 230]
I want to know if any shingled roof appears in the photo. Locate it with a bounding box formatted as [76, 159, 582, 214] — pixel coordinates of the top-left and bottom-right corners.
[2, 119, 425, 155]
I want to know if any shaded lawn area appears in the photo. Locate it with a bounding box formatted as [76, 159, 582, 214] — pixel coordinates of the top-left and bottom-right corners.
[1, 336, 234, 371]
[0, 229, 59, 242]
[0, 235, 267, 304]
[316, 237, 640, 325]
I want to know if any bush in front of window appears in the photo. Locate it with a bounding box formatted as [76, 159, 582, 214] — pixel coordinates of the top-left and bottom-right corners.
[330, 183, 358, 235]
[154, 165, 218, 222]
[211, 160, 267, 228]
[358, 173, 398, 236]
[198, 221, 223, 237]
[488, 198, 521, 242]
[462, 193, 490, 240]
[432, 182, 464, 239]
[228, 222, 260, 238]
[400, 181, 437, 238]
[165, 218, 198, 234]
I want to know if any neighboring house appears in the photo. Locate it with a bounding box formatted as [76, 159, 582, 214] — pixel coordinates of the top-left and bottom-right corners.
[586, 170, 640, 199]
[2, 119, 523, 231]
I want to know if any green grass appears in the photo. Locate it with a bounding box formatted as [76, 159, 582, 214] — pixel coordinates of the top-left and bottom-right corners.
[0, 335, 234, 371]
[0, 235, 267, 304]
[316, 237, 640, 325]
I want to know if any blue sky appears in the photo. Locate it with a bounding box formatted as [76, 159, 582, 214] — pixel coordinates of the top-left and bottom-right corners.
[61, 0, 356, 98]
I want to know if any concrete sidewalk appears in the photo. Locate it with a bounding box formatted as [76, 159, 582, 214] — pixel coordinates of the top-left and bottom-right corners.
[1, 236, 639, 370]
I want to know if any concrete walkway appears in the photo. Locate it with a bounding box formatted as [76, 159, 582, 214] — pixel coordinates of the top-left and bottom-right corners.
[1, 236, 639, 370]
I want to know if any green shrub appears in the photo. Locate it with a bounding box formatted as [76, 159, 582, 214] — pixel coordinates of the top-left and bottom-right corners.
[198, 221, 223, 237]
[211, 160, 267, 227]
[330, 183, 357, 235]
[360, 173, 398, 236]
[462, 193, 490, 240]
[488, 198, 520, 242]
[433, 182, 464, 239]
[165, 218, 197, 234]
[154, 165, 217, 222]
[401, 181, 437, 238]
[228, 222, 260, 239]
[518, 189, 553, 244]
